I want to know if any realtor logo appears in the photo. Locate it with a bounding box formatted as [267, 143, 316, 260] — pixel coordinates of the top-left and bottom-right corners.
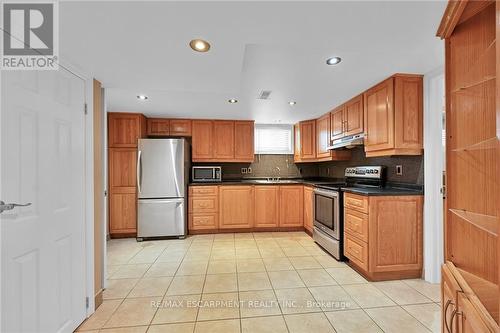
[1, 1, 58, 70]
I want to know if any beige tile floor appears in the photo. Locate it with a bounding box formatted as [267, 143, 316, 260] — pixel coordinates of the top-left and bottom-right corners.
[77, 232, 441, 333]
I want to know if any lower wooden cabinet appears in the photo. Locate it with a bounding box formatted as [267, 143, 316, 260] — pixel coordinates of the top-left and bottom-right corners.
[343, 193, 423, 280]
[188, 184, 308, 233]
[441, 262, 499, 333]
[303, 186, 314, 233]
[189, 186, 219, 232]
[219, 186, 254, 229]
[279, 186, 304, 227]
[254, 186, 279, 228]
[109, 192, 137, 235]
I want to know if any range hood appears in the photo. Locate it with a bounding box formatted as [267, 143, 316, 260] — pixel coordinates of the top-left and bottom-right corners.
[327, 133, 365, 150]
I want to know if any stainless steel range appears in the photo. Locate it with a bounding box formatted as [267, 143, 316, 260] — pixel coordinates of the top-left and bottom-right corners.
[313, 166, 386, 260]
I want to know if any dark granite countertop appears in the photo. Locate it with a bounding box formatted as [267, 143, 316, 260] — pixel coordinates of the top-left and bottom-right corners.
[189, 179, 423, 196]
[341, 183, 423, 196]
[189, 177, 342, 187]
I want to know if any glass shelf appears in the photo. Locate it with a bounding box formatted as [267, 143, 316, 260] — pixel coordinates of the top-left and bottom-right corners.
[451, 39, 496, 93]
[449, 208, 498, 236]
[451, 137, 498, 153]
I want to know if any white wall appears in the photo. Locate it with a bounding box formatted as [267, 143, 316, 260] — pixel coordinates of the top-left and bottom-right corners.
[423, 67, 445, 283]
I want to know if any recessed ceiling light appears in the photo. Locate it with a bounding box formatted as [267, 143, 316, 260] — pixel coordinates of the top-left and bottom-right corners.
[189, 39, 210, 52]
[228, 98, 238, 104]
[289, 101, 297, 106]
[326, 57, 342, 65]
[137, 95, 148, 100]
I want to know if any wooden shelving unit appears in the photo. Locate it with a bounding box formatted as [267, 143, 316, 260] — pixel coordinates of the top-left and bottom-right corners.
[438, 1, 499, 331]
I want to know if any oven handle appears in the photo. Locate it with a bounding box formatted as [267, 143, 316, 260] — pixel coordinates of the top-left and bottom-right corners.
[314, 188, 339, 198]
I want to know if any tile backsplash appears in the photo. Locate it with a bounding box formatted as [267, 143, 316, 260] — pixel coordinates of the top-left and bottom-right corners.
[317, 147, 424, 184]
[193, 148, 423, 184]
[194, 155, 318, 180]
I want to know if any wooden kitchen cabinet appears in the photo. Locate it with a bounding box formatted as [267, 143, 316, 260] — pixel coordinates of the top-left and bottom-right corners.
[254, 186, 279, 228]
[219, 186, 254, 229]
[363, 74, 423, 157]
[108, 113, 146, 237]
[146, 118, 192, 137]
[441, 261, 499, 333]
[293, 124, 302, 162]
[344, 94, 364, 136]
[192, 120, 254, 162]
[343, 193, 423, 280]
[234, 121, 254, 162]
[147, 118, 170, 136]
[108, 112, 146, 148]
[213, 121, 235, 160]
[279, 185, 304, 227]
[303, 186, 314, 233]
[299, 120, 316, 160]
[189, 186, 219, 232]
[169, 119, 192, 136]
[316, 113, 331, 159]
[192, 120, 214, 161]
[438, 2, 500, 330]
[330, 106, 344, 141]
[109, 192, 137, 235]
[109, 148, 137, 188]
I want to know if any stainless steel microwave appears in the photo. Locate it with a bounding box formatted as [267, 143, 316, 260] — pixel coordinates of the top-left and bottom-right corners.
[191, 166, 222, 182]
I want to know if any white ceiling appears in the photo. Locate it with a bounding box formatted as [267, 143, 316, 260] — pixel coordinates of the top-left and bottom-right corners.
[60, 1, 446, 124]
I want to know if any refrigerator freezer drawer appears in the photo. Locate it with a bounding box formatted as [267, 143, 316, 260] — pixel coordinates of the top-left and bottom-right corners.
[138, 198, 186, 238]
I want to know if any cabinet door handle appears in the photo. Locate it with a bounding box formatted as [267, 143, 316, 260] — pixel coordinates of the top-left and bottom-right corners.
[449, 309, 461, 333]
[444, 300, 453, 333]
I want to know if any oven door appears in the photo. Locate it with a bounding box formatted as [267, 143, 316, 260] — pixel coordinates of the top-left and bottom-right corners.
[313, 188, 340, 240]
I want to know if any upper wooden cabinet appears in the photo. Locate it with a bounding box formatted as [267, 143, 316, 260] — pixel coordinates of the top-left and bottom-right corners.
[234, 121, 255, 162]
[213, 121, 235, 160]
[192, 120, 254, 163]
[147, 118, 170, 136]
[254, 186, 279, 228]
[299, 120, 316, 160]
[108, 113, 146, 148]
[170, 119, 192, 136]
[363, 74, 423, 157]
[192, 120, 214, 160]
[219, 186, 254, 229]
[344, 94, 364, 136]
[279, 185, 304, 227]
[330, 106, 344, 141]
[316, 113, 331, 159]
[294, 124, 302, 162]
[147, 118, 192, 137]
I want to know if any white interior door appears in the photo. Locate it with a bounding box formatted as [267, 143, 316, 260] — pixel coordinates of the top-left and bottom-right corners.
[1, 68, 87, 333]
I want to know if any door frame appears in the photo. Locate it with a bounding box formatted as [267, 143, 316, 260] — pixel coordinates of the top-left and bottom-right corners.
[58, 58, 97, 317]
[423, 66, 445, 283]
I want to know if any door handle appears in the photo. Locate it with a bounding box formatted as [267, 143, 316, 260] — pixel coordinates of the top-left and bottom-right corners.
[0, 201, 32, 214]
[137, 150, 142, 193]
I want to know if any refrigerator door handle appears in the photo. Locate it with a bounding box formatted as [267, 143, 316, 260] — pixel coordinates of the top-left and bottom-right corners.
[137, 150, 142, 193]
[138, 198, 184, 204]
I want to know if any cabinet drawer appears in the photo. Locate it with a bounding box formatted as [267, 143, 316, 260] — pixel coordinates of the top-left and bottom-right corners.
[191, 186, 218, 196]
[189, 213, 218, 230]
[190, 197, 218, 213]
[344, 234, 368, 271]
[344, 208, 369, 242]
[344, 193, 369, 213]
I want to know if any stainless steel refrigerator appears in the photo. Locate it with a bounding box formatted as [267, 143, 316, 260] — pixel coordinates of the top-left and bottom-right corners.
[137, 138, 190, 240]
